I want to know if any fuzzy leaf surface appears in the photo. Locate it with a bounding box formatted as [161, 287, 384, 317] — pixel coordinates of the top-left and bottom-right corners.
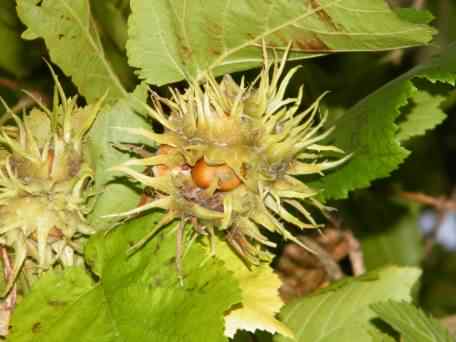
[87, 89, 150, 229]
[8, 267, 112, 342]
[86, 214, 242, 342]
[371, 301, 453, 342]
[275, 266, 421, 342]
[90, 0, 137, 90]
[127, 0, 435, 86]
[311, 43, 456, 200]
[368, 329, 397, 342]
[397, 90, 447, 142]
[16, 0, 127, 103]
[212, 240, 292, 338]
[9, 214, 241, 342]
[90, 0, 130, 52]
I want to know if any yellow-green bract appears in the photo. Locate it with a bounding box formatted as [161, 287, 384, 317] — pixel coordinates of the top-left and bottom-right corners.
[110, 52, 350, 264]
[0, 74, 103, 295]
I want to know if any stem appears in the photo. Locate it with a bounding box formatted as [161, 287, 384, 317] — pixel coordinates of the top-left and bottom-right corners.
[343, 231, 365, 276]
[0, 247, 17, 337]
[400, 189, 456, 255]
[176, 218, 185, 286]
[298, 236, 344, 281]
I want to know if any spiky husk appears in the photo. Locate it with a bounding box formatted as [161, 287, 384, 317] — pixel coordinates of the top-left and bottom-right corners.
[111, 53, 350, 264]
[0, 76, 103, 295]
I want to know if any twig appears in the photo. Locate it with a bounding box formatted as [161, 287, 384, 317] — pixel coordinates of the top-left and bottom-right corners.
[424, 208, 447, 255]
[413, 0, 425, 10]
[382, 0, 426, 65]
[1, 87, 50, 126]
[438, 0, 450, 48]
[400, 189, 456, 255]
[0, 76, 50, 126]
[441, 315, 456, 337]
[343, 231, 365, 276]
[0, 96, 38, 126]
[176, 218, 185, 286]
[400, 191, 456, 211]
[325, 215, 365, 275]
[0, 79, 20, 92]
[0, 247, 16, 336]
[298, 236, 344, 281]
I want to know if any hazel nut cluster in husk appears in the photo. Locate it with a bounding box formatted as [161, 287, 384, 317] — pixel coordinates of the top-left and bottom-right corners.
[0, 75, 103, 294]
[111, 53, 350, 265]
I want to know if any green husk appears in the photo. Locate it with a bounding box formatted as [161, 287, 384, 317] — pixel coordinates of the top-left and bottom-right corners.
[0, 72, 104, 295]
[111, 51, 350, 263]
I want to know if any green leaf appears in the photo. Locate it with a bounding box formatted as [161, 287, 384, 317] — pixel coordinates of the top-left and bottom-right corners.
[212, 239, 292, 338]
[371, 301, 453, 342]
[394, 8, 434, 25]
[90, 0, 137, 90]
[311, 43, 456, 200]
[274, 266, 421, 342]
[127, 0, 435, 86]
[233, 331, 274, 342]
[0, 24, 27, 77]
[16, 0, 128, 103]
[357, 201, 423, 270]
[86, 90, 150, 229]
[9, 214, 241, 342]
[339, 191, 423, 271]
[86, 214, 242, 342]
[91, 0, 130, 52]
[368, 329, 397, 342]
[8, 267, 111, 342]
[397, 90, 447, 142]
[0, 0, 39, 77]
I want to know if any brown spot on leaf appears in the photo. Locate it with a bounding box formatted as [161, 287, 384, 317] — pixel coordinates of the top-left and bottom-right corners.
[32, 322, 41, 333]
[208, 47, 221, 56]
[266, 29, 331, 52]
[176, 35, 193, 61]
[310, 0, 338, 30]
[206, 20, 223, 37]
[180, 44, 193, 62]
[47, 300, 67, 307]
[272, 31, 290, 45]
[152, 275, 162, 287]
[182, 45, 193, 60]
[167, 256, 176, 266]
[293, 35, 330, 51]
[153, 241, 161, 255]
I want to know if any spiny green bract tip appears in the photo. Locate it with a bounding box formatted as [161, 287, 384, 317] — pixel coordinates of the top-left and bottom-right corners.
[113, 52, 350, 266]
[0, 75, 102, 296]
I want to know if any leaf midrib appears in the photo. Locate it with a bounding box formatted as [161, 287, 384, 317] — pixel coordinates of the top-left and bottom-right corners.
[206, 0, 344, 74]
[56, 0, 128, 99]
